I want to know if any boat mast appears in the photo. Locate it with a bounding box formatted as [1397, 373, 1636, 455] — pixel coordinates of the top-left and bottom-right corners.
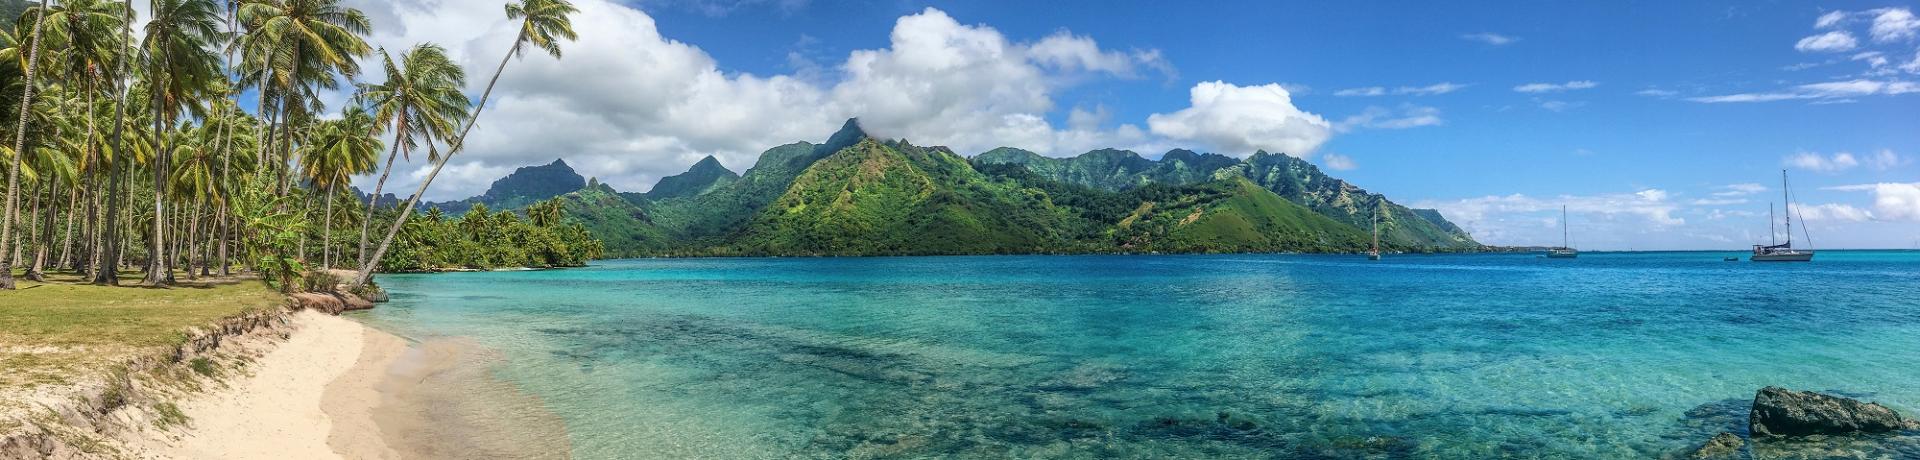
[1769, 202, 1777, 246]
[1561, 205, 1569, 249]
[1781, 170, 1792, 247]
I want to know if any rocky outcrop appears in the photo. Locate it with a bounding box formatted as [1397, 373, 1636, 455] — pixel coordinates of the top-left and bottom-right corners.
[1750, 386, 1909, 437]
[1690, 432, 1743, 459]
[287, 292, 375, 315]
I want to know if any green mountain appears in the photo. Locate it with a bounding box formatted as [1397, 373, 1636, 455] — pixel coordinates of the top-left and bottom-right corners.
[637, 119, 870, 242]
[644, 155, 738, 200]
[724, 139, 1073, 256]
[975, 147, 1475, 248]
[432, 159, 585, 214]
[549, 180, 670, 256]
[444, 118, 1478, 258]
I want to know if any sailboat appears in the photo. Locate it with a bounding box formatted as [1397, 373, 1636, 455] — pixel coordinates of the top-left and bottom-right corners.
[1367, 213, 1382, 260]
[1546, 205, 1577, 258]
[1752, 170, 1814, 262]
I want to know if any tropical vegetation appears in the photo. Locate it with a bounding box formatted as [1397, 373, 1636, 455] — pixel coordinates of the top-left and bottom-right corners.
[0, 0, 585, 293]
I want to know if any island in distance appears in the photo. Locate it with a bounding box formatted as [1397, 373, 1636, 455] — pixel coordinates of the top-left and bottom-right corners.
[393, 119, 1481, 258]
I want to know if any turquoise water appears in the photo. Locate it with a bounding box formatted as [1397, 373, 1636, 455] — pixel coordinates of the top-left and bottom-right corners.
[358, 252, 1920, 459]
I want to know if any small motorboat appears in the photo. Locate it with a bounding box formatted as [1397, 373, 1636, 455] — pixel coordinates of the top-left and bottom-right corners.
[1723, 257, 1739, 262]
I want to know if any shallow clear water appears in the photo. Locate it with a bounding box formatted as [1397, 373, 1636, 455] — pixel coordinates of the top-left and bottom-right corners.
[357, 251, 1920, 459]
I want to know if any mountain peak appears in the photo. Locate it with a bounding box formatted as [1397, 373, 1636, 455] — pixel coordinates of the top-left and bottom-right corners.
[646, 155, 742, 200]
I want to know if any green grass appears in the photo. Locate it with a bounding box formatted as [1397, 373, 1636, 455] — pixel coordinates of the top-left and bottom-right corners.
[0, 272, 283, 390]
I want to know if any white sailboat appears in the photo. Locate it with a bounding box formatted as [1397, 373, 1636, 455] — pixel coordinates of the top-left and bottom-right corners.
[1546, 205, 1577, 258]
[1753, 170, 1814, 262]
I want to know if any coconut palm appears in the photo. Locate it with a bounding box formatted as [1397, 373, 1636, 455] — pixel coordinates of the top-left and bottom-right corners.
[298, 105, 375, 269]
[352, 0, 577, 291]
[355, 43, 467, 267]
[1, 0, 54, 290]
[234, 0, 371, 193]
[138, 0, 228, 286]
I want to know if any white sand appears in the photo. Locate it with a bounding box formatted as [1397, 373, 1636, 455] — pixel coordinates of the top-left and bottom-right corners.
[127, 310, 405, 459]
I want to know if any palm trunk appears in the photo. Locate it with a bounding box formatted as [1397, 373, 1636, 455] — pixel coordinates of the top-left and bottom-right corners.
[1, 0, 53, 290]
[144, 90, 171, 286]
[360, 129, 404, 267]
[25, 180, 54, 281]
[323, 184, 338, 269]
[59, 186, 78, 271]
[353, 44, 518, 291]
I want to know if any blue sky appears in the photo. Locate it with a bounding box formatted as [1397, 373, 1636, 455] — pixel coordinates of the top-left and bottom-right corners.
[343, 0, 1920, 249]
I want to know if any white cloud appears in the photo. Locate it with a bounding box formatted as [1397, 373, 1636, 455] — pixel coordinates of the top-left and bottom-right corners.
[1413, 189, 1689, 248]
[1636, 88, 1679, 97]
[1686, 78, 1919, 103]
[1870, 8, 1920, 43]
[1795, 30, 1860, 52]
[1828, 182, 1920, 221]
[1321, 153, 1356, 171]
[1513, 80, 1598, 93]
[1816, 10, 1849, 29]
[1334, 87, 1386, 97]
[1334, 105, 1442, 132]
[341, 2, 1182, 199]
[1867, 149, 1911, 170]
[1714, 183, 1767, 197]
[1460, 32, 1518, 45]
[1853, 51, 1891, 68]
[1690, 198, 1749, 206]
[1786, 151, 1860, 172]
[1797, 203, 1876, 222]
[1333, 82, 1465, 97]
[1145, 81, 1334, 156]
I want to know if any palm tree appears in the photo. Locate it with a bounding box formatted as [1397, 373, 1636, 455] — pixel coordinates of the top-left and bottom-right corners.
[298, 106, 375, 269]
[139, 0, 228, 286]
[352, 0, 577, 291]
[355, 43, 467, 267]
[1, 0, 55, 290]
[234, 0, 371, 194]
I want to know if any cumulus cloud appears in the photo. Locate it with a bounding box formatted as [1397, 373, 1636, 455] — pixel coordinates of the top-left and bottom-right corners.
[1460, 32, 1518, 45]
[1146, 81, 1334, 156]
[1513, 80, 1598, 93]
[1796, 30, 1860, 52]
[1334, 105, 1442, 132]
[1827, 182, 1920, 221]
[340, 2, 1192, 199]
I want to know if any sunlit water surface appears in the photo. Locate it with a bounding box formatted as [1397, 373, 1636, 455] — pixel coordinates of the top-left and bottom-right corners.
[358, 251, 1920, 459]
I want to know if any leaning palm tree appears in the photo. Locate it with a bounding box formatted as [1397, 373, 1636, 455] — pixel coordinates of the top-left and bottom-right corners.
[1, 0, 55, 290]
[138, 0, 228, 286]
[298, 105, 376, 269]
[352, 0, 577, 291]
[355, 43, 467, 267]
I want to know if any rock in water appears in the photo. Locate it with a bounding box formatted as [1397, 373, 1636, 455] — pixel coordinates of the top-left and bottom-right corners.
[1749, 386, 1908, 437]
[1690, 432, 1743, 459]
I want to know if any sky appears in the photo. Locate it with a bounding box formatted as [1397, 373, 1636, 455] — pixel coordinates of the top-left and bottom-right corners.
[316, 0, 1920, 250]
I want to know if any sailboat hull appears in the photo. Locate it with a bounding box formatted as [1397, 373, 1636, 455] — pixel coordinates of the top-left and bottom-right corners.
[1752, 252, 1813, 262]
[1545, 252, 1578, 259]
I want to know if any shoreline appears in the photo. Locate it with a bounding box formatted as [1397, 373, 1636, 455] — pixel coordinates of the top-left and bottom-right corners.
[105, 310, 571, 459]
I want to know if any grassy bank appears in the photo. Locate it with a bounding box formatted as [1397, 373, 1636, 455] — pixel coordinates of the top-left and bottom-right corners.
[0, 273, 284, 390]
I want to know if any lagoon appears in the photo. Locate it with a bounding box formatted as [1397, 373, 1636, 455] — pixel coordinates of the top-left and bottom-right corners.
[359, 251, 1920, 458]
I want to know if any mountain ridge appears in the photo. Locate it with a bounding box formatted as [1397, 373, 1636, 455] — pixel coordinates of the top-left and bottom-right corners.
[417, 118, 1479, 257]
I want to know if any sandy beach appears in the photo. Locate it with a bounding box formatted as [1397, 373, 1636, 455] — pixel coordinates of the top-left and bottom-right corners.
[114, 310, 569, 459]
